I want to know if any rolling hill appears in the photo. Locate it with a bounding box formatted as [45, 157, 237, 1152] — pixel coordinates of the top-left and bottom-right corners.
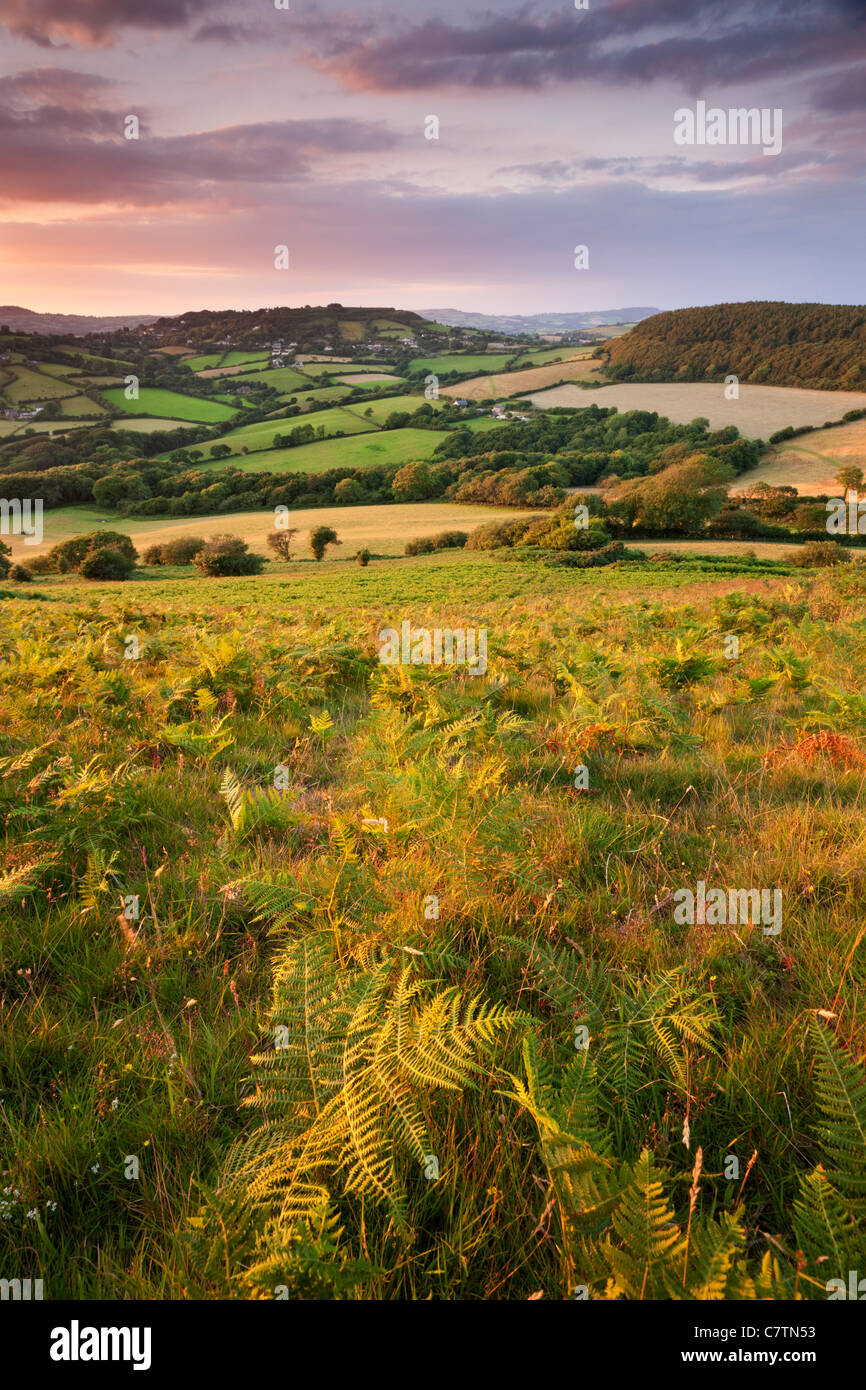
[602, 301, 866, 391]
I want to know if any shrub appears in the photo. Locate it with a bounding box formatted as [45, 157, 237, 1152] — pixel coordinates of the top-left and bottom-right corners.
[80, 547, 135, 580]
[356, 547, 371, 566]
[786, 541, 852, 568]
[25, 555, 54, 574]
[404, 537, 435, 556]
[9, 563, 32, 582]
[48, 530, 137, 572]
[429, 530, 468, 550]
[142, 544, 165, 566]
[192, 535, 265, 577]
[161, 536, 205, 566]
[310, 526, 341, 562]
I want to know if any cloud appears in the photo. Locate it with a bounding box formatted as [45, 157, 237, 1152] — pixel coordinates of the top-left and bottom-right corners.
[309, 0, 866, 95]
[0, 0, 219, 47]
[0, 76, 405, 208]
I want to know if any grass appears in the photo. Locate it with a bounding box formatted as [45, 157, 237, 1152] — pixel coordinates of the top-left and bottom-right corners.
[202, 407, 379, 457]
[1, 552, 864, 1299]
[224, 367, 310, 392]
[197, 426, 456, 475]
[341, 393, 441, 423]
[2, 501, 545, 562]
[527, 382, 866, 435]
[100, 388, 238, 423]
[733, 417, 866, 496]
[410, 353, 515, 375]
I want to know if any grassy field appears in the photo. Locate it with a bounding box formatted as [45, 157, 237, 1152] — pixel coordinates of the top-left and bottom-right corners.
[444, 356, 604, 401]
[334, 373, 403, 386]
[200, 426, 457, 475]
[3, 501, 545, 561]
[204, 406, 379, 455]
[410, 352, 515, 375]
[341, 393, 441, 423]
[225, 367, 311, 392]
[101, 388, 238, 423]
[527, 382, 866, 435]
[733, 417, 866, 495]
[3, 365, 76, 403]
[1, 549, 864, 1302]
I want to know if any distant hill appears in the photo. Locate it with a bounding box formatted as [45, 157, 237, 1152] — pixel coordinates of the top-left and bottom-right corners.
[0, 306, 159, 336]
[119, 305, 448, 353]
[420, 307, 659, 335]
[602, 301, 866, 391]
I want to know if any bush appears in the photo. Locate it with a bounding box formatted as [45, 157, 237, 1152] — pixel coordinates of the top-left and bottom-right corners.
[9, 563, 32, 582]
[309, 526, 341, 562]
[48, 530, 137, 572]
[192, 535, 265, 577]
[356, 547, 371, 566]
[785, 541, 852, 568]
[404, 537, 435, 556]
[80, 547, 135, 581]
[25, 555, 54, 574]
[142, 545, 165, 566]
[161, 536, 205, 566]
[429, 530, 468, 550]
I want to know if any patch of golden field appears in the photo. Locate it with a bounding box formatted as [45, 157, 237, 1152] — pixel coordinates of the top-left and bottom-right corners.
[732, 417, 866, 495]
[7, 501, 545, 562]
[442, 355, 603, 401]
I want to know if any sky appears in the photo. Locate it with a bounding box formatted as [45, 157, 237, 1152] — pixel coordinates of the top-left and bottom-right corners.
[0, 0, 864, 317]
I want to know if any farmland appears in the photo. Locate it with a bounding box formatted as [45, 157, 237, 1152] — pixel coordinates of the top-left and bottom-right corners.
[732, 417, 866, 495]
[2, 500, 545, 561]
[527, 381, 866, 435]
[443, 355, 604, 400]
[198, 426, 456, 475]
[1, 549, 864, 1303]
[100, 388, 239, 423]
[198, 405, 379, 456]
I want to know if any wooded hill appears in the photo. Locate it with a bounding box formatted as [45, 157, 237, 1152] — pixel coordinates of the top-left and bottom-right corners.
[602, 302, 866, 391]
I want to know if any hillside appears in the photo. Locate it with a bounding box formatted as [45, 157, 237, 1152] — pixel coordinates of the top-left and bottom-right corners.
[603, 302, 866, 391]
[422, 307, 658, 334]
[0, 306, 158, 335]
[116, 305, 474, 355]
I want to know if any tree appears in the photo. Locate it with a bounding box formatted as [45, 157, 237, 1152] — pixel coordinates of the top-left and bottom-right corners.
[310, 525, 341, 562]
[266, 528, 298, 561]
[80, 547, 135, 580]
[391, 460, 433, 502]
[193, 536, 265, 577]
[835, 466, 864, 498]
[48, 530, 138, 572]
[210, 443, 233, 459]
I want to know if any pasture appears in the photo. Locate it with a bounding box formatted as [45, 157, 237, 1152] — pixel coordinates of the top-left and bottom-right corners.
[732, 417, 866, 495]
[527, 382, 866, 435]
[100, 388, 238, 423]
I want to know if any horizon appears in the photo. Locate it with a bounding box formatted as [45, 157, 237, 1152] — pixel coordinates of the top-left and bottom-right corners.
[1, 0, 864, 315]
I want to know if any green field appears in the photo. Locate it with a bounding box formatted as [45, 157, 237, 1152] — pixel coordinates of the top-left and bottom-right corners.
[280, 384, 353, 408]
[100, 387, 238, 422]
[181, 353, 224, 372]
[409, 353, 515, 375]
[226, 366, 310, 392]
[204, 406, 379, 456]
[198, 426, 451, 475]
[1, 548, 862, 1303]
[341, 393, 439, 423]
[2, 366, 75, 403]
